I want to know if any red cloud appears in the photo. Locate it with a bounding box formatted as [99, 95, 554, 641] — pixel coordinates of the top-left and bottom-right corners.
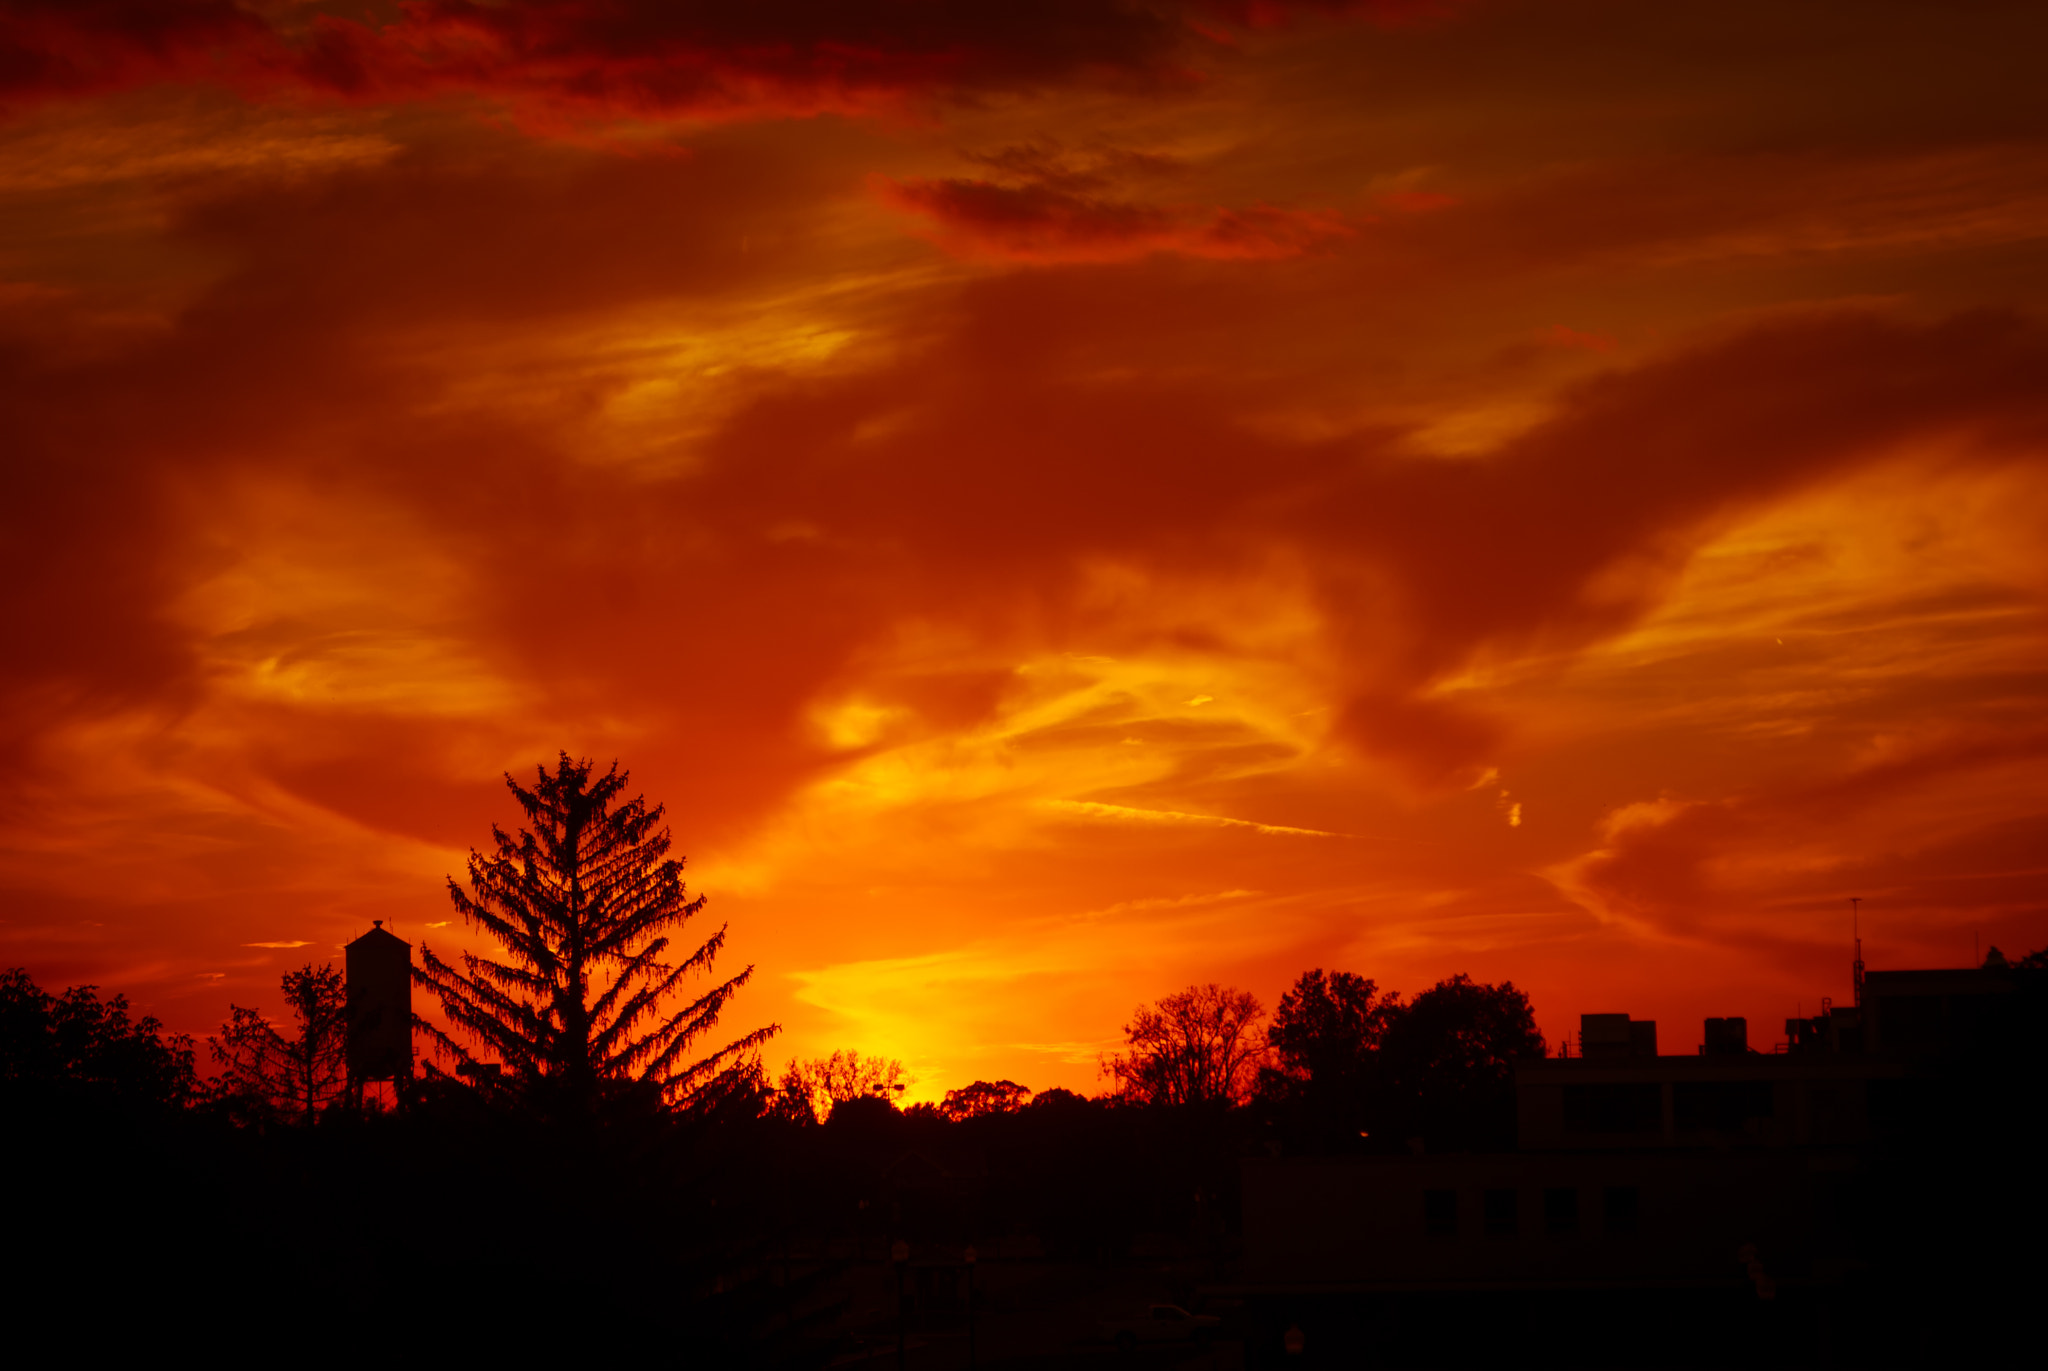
[1380, 188, 1457, 213]
[0, 1, 1474, 131]
[6, 1, 1429, 129]
[1196, 0, 1464, 27]
[290, 1, 1197, 127]
[1559, 728, 2048, 945]
[880, 175, 1355, 262]
[0, 0, 276, 105]
[1542, 324, 1616, 352]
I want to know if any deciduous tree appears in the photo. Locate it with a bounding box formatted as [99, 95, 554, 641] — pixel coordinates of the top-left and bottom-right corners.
[1264, 969, 1399, 1090]
[941, 1078, 1031, 1120]
[1379, 973, 1544, 1149]
[1104, 983, 1267, 1107]
[774, 1049, 908, 1124]
[208, 963, 347, 1123]
[0, 968, 196, 1111]
[1258, 968, 1400, 1145]
[417, 754, 777, 1118]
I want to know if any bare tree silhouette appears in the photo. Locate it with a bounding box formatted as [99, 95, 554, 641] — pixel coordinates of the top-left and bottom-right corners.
[208, 963, 347, 1123]
[774, 1048, 909, 1123]
[1105, 983, 1267, 1107]
[417, 753, 777, 1118]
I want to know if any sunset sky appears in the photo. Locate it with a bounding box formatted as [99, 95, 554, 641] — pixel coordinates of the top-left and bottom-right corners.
[4, 0, 2046, 1100]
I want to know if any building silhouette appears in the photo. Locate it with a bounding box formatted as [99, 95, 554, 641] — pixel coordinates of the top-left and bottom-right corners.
[1233, 961, 2027, 1367]
[344, 920, 412, 1107]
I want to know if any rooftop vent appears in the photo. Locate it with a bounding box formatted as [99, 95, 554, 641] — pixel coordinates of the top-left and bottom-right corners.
[1702, 1017, 1749, 1055]
[1580, 1014, 1657, 1058]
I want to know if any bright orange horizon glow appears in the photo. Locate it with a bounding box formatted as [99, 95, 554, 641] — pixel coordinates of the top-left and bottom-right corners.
[3, 1, 2045, 1104]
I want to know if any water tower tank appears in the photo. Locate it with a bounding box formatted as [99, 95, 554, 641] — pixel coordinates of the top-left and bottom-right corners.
[346, 921, 413, 1082]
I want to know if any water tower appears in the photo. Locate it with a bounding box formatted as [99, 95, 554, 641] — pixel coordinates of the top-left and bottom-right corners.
[345, 920, 413, 1107]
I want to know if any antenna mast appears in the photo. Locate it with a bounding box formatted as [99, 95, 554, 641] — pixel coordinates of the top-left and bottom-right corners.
[1849, 897, 1865, 1009]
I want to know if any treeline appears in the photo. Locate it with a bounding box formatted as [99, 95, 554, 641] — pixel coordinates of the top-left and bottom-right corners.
[1108, 970, 1546, 1153]
[0, 959, 1543, 1154]
[13, 760, 2042, 1360]
[1, 956, 1547, 1323]
[0, 966, 198, 1114]
[9, 953, 2048, 1364]
[757, 969, 1544, 1155]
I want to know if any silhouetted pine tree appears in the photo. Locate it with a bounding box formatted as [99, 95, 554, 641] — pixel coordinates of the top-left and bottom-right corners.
[417, 754, 777, 1119]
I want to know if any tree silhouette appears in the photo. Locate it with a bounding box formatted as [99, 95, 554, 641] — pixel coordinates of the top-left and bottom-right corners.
[941, 1078, 1031, 1120]
[208, 963, 347, 1123]
[0, 967, 196, 1111]
[1380, 972, 1544, 1149]
[775, 1049, 909, 1124]
[417, 754, 777, 1118]
[1105, 983, 1267, 1107]
[1264, 969, 1399, 1089]
[1259, 968, 1400, 1146]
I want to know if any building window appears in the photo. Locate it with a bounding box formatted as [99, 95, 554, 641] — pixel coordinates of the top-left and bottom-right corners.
[1424, 1189, 1457, 1236]
[1603, 1186, 1639, 1234]
[1563, 1083, 1662, 1134]
[1874, 993, 1942, 1052]
[1674, 1081, 1775, 1133]
[1483, 1188, 1518, 1237]
[1544, 1187, 1578, 1235]
[1810, 1086, 1846, 1139]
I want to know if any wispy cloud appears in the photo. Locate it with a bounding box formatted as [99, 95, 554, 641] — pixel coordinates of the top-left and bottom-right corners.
[1004, 1039, 1123, 1066]
[1080, 889, 1262, 920]
[1045, 800, 1346, 838]
[243, 940, 312, 949]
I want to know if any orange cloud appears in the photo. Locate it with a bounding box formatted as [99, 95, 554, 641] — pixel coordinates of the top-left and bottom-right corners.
[4, 0, 2047, 1094]
[1542, 324, 1615, 352]
[1547, 731, 2048, 998]
[1380, 188, 1457, 213]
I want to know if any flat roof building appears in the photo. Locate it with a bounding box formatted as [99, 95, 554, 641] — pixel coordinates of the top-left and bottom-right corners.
[1231, 961, 2031, 1366]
